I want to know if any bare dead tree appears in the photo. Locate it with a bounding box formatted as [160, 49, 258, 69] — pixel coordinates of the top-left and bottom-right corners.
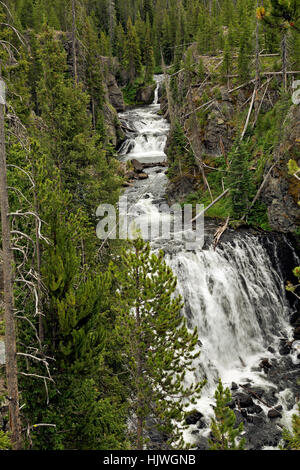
[0, 85, 22, 450]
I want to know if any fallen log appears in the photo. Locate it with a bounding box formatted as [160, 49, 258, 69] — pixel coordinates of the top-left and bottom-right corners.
[213, 216, 230, 250]
[238, 383, 281, 417]
[191, 189, 230, 223]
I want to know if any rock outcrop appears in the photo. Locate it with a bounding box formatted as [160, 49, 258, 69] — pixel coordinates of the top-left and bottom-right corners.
[162, 42, 299, 234]
[262, 104, 300, 233]
[136, 83, 156, 105]
[106, 72, 125, 112]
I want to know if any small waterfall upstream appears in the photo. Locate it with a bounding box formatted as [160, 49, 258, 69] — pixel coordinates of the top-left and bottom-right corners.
[118, 76, 300, 449]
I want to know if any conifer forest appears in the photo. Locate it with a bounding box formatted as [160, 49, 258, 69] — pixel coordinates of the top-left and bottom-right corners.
[0, 0, 300, 454]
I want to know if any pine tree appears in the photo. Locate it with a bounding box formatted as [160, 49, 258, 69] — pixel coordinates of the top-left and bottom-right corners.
[135, 11, 146, 64]
[143, 0, 154, 24]
[282, 404, 300, 450]
[226, 142, 253, 220]
[238, 30, 252, 81]
[35, 25, 121, 212]
[115, 21, 126, 63]
[113, 239, 204, 450]
[259, 0, 300, 90]
[222, 35, 232, 84]
[144, 16, 154, 83]
[19, 154, 127, 450]
[124, 17, 142, 83]
[209, 379, 246, 450]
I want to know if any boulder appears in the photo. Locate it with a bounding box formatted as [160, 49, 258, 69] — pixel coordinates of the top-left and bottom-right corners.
[233, 392, 254, 408]
[233, 410, 244, 428]
[197, 419, 207, 430]
[268, 408, 282, 419]
[245, 422, 282, 450]
[137, 172, 149, 180]
[259, 358, 272, 370]
[136, 83, 156, 105]
[294, 326, 300, 341]
[131, 159, 144, 173]
[251, 414, 266, 427]
[196, 436, 209, 450]
[231, 382, 238, 391]
[279, 342, 291, 356]
[185, 410, 203, 425]
[106, 73, 125, 112]
[246, 386, 265, 399]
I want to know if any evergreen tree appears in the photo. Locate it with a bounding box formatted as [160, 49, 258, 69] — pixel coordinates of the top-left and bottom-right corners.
[115, 21, 126, 63]
[238, 30, 252, 81]
[282, 404, 300, 450]
[259, 0, 300, 89]
[124, 17, 142, 83]
[19, 154, 127, 450]
[144, 16, 154, 83]
[113, 239, 204, 450]
[226, 142, 253, 220]
[209, 379, 246, 450]
[135, 11, 146, 63]
[143, 0, 154, 24]
[222, 35, 232, 84]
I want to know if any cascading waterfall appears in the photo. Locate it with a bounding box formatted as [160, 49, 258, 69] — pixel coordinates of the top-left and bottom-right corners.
[119, 76, 299, 449]
[168, 240, 293, 419]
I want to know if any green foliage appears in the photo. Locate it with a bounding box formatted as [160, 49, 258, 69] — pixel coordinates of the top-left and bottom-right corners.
[124, 17, 142, 84]
[209, 379, 246, 450]
[1, 0, 300, 453]
[282, 404, 300, 450]
[225, 142, 254, 220]
[0, 430, 12, 450]
[112, 239, 204, 449]
[286, 265, 300, 297]
[288, 159, 300, 176]
[167, 121, 196, 180]
[144, 17, 155, 84]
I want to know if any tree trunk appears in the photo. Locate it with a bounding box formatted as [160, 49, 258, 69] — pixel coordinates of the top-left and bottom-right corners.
[0, 99, 22, 450]
[34, 194, 43, 343]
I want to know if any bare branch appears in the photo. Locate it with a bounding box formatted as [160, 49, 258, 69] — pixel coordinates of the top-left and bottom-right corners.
[19, 372, 54, 382]
[7, 165, 35, 187]
[0, 23, 27, 49]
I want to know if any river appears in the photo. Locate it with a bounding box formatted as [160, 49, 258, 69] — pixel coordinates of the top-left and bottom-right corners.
[118, 75, 300, 449]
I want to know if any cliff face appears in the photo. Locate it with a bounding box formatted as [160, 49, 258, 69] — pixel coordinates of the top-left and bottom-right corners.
[99, 57, 126, 148]
[262, 104, 300, 233]
[163, 45, 300, 234]
[63, 34, 126, 148]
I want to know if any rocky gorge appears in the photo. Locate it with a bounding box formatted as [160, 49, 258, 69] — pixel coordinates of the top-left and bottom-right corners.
[117, 68, 300, 449]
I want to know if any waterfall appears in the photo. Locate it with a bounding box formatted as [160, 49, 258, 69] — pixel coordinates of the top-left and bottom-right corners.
[118, 76, 299, 448]
[168, 238, 292, 400]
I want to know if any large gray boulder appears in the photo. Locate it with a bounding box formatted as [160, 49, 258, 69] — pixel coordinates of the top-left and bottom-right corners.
[136, 83, 156, 105]
[106, 73, 125, 112]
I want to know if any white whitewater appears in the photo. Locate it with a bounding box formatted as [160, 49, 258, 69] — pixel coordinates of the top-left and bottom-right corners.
[119, 76, 298, 446]
[168, 241, 293, 429]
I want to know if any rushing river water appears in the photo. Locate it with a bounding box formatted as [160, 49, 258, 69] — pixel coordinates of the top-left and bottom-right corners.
[118, 76, 300, 449]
